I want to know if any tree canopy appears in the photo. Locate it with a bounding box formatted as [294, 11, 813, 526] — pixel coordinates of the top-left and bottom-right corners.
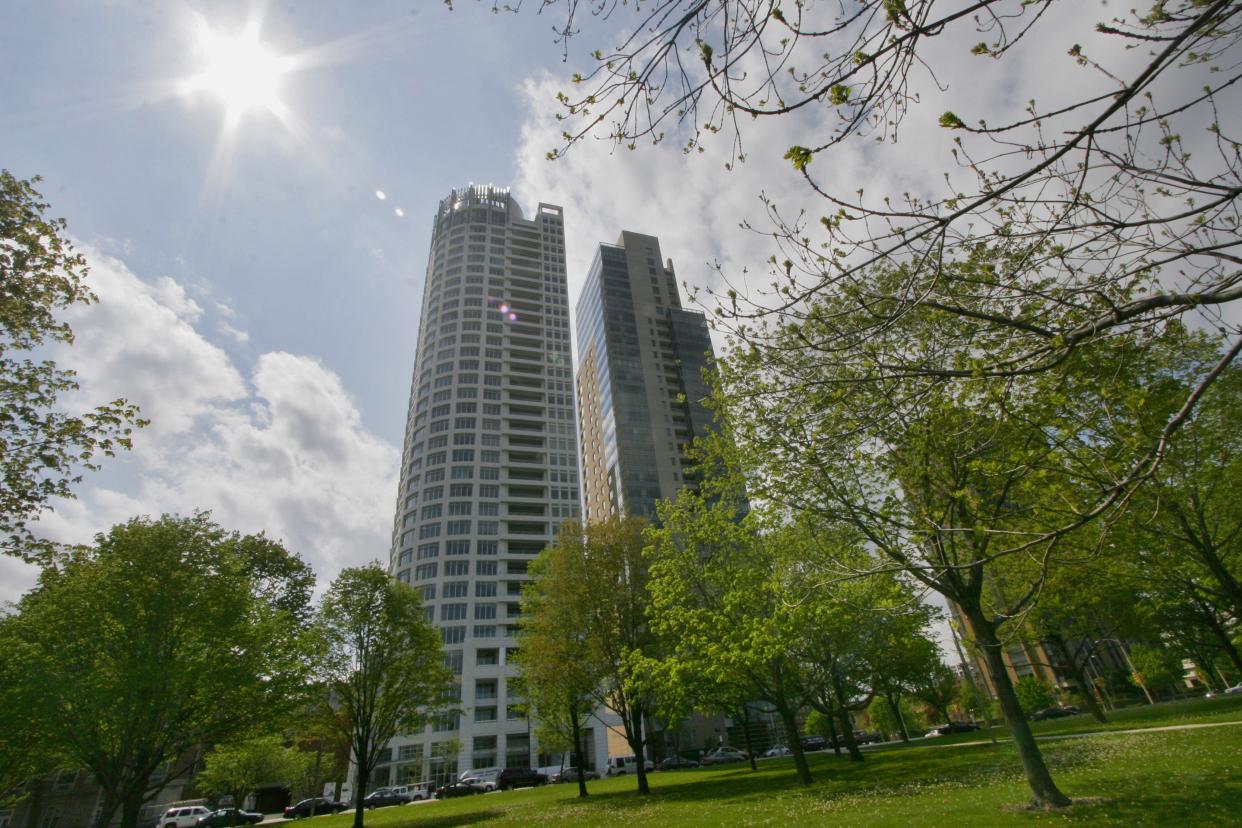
[195, 736, 312, 816]
[514, 523, 611, 798]
[1, 170, 146, 561]
[2, 513, 317, 828]
[316, 564, 452, 828]
[518, 516, 659, 794]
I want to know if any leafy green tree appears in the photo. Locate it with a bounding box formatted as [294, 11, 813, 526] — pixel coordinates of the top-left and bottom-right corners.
[788, 535, 935, 761]
[1148, 593, 1242, 688]
[316, 564, 452, 828]
[1012, 560, 1140, 724]
[648, 483, 817, 785]
[866, 613, 943, 743]
[909, 660, 960, 725]
[1130, 365, 1242, 625]
[866, 696, 924, 741]
[1127, 645, 1184, 696]
[195, 737, 311, 818]
[513, 532, 609, 798]
[1013, 677, 1056, 717]
[697, 256, 1229, 809]
[522, 517, 659, 794]
[801, 709, 833, 742]
[0, 616, 61, 806]
[291, 704, 353, 806]
[2, 514, 316, 828]
[1, 170, 146, 561]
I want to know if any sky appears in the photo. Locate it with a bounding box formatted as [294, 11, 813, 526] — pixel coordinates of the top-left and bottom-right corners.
[0, 0, 1163, 633]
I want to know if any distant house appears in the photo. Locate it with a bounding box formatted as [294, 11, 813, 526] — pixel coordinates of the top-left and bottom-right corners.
[4, 749, 203, 828]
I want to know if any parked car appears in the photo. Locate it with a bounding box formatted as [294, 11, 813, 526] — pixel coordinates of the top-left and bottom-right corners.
[193, 809, 261, 828]
[283, 798, 347, 818]
[495, 768, 547, 790]
[1206, 683, 1242, 699]
[853, 730, 883, 745]
[362, 788, 409, 809]
[798, 735, 828, 752]
[1029, 705, 1080, 721]
[435, 782, 483, 799]
[763, 745, 792, 757]
[700, 746, 749, 765]
[602, 755, 654, 776]
[459, 770, 500, 792]
[160, 806, 212, 828]
[551, 766, 600, 782]
[924, 722, 982, 738]
[658, 755, 700, 770]
[390, 783, 431, 802]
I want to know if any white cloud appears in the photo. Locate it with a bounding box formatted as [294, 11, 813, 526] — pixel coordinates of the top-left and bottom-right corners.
[1, 248, 400, 605]
[218, 319, 250, 344]
[151, 275, 204, 323]
[65, 247, 246, 436]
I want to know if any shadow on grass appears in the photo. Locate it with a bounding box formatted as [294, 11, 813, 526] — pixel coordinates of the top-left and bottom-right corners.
[1050, 765, 1242, 825]
[551, 742, 1019, 814]
[378, 810, 506, 827]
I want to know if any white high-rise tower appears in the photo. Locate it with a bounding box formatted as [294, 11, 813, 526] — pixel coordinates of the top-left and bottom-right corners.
[383, 185, 581, 788]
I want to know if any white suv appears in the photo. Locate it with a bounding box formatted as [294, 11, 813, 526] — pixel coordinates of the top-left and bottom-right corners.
[158, 806, 211, 828]
[391, 783, 431, 801]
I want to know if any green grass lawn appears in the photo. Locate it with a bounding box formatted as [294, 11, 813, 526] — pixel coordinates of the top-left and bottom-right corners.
[311, 698, 1242, 826]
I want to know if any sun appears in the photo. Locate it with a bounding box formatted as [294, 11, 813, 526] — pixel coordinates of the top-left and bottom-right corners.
[183, 22, 291, 122]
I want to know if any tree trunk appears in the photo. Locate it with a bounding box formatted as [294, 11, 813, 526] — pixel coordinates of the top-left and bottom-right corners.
[824, 708, 842, 756]
[351, 756, 367, 828]
[886, 694, 909, 742]
[570, 705, 588, 798]
[1182, 513, 1242, 624]
[835, 707, 864, 762]
[969, 608, 1071, 809]
[93, 789, 118, 828]
[1198, 601, 1242, 677]
[25, 778, 45, 828]
[775, 703, 813, 785]
[1047, 632, 1106, 724]
[310, 746, 323, 806]
[737, 706, 758, 772]
[118, 788, 146, 828]
[629, 706, 650, 795]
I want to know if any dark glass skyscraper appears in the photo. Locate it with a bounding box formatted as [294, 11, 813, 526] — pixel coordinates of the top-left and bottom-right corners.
[575, 231, 716, 522]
